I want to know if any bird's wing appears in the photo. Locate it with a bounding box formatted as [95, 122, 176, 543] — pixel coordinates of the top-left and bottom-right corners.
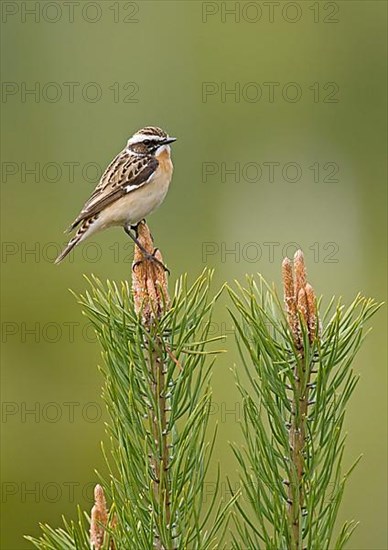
[68, 152, 158, 231]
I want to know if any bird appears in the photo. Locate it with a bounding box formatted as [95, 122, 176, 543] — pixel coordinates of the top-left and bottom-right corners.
[55, 126, 176, 267]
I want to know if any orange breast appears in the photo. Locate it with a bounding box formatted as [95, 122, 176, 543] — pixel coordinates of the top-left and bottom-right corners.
[156, 147, 173, 179]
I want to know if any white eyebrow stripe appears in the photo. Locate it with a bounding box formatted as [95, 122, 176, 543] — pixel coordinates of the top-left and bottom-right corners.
[127, 133, 165, 145]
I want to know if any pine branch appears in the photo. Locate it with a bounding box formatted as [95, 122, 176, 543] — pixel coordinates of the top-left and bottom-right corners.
[131, 223, 172, 549]
[27, 221, 232, 550]
[282, 252, 318, 550]
[228, 249, 382, 550]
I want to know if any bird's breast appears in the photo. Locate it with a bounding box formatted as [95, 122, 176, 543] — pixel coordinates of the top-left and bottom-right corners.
[155, 146, 174, 179]
[100, 154, 173, 227]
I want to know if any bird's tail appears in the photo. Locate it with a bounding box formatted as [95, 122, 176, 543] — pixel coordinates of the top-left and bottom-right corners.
[55, 235, 81, 264]
[55, 221, 90, 264]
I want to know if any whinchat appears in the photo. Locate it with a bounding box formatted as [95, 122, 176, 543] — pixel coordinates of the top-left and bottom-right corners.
[55, 126, 176, 266]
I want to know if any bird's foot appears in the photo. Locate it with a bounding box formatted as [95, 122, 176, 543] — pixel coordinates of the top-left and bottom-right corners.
[132, 248, 170, 275]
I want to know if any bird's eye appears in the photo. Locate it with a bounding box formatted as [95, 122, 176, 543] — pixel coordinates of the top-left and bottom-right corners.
[144, 139, 150, 145]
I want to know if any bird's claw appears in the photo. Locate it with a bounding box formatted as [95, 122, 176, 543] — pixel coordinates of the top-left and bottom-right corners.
[132, 248, 170, 275]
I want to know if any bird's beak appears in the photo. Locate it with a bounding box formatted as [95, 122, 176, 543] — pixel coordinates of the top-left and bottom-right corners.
[164, 137, 177, 145]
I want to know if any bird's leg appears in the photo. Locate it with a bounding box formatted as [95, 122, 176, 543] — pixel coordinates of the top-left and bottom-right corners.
[130, 221, 142, 239]
[131, 220, 155, 242]
[124, 225, 169, 274]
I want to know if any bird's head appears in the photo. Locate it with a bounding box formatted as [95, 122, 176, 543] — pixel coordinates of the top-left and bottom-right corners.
[127, 126, 176, 156]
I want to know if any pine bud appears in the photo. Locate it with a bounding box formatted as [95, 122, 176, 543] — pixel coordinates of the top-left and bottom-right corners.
[132, 221, 170, 325]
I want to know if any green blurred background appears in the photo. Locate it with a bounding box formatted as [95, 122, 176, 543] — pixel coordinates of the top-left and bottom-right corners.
[1, 1, 387, 548]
